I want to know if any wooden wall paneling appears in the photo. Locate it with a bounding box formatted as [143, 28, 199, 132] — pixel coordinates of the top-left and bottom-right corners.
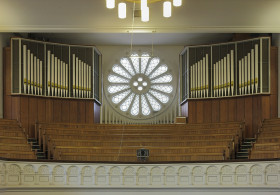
[78, 100, 86, 123]
[261, 96, 270, 121]
[211, 100, 220, 123]
[11, 96, 20, 121]
[3, 95, 12, 119]
[184, 101, 188, 119]
[28, 96, 38, 137]
[252, 96, 262, 135]
[181, 101, 188, 118]
[270, 94, 278, 118]
[20, 96, 29, 133]
[228, 98, 237, 121]
[94, 101, 100, 124]
[37, 98, 46, 123]
[85, 101, 94, 124]
[236, 97, 245, 122]
[69, 100, 78, 123]
[244, 96, 253, 137]
[187, 100, 196, 123]
[196, 101, 204, 123]
[53, 99, 62, 123]
[219, 99, 228, 122]
[45, 99, 53, 123]
[203, 100, 212, 123]
[3, 48, 12, 119]
[181, 103, 185, 117]
[61, 99, 70, 123]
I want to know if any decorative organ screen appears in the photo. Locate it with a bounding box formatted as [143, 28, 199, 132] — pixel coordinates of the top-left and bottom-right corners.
[180, 37, 270, 102]
[11, 38, 101, 100]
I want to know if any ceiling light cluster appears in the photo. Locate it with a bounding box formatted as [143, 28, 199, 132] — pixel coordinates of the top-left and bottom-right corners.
[106, 0, 182, 22]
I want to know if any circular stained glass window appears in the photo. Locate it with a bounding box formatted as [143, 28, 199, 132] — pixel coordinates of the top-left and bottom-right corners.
[108, 53, 173, 117]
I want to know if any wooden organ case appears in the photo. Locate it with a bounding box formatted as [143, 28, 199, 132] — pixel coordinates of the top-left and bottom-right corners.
[180, 37, 278, 137]
[4, 38, 102, 138]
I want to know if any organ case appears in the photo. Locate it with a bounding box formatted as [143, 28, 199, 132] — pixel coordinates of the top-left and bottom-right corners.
[11, 38, 101, 101]
[180, 37, 270, 101]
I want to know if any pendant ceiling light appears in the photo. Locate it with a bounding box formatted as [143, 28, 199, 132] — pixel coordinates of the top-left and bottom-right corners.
[118, 2, 127, 19]
[163, 1, 171, 18]
[141, 0, 147, 10]
[173, 0, 182, 7]
[106, 0, 115, 9]
[141, 6, 149, 22]
[105, 0, 182, 22]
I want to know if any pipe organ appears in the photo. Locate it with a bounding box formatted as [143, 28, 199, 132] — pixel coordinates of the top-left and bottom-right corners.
[11, 38, 101, 101]
[181, 37, 270, 101]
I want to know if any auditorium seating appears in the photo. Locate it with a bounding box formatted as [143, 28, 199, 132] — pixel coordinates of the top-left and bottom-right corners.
[0, 119, 36, 160]
[250, 118, 280, 159]
[35, 121, 244, 162]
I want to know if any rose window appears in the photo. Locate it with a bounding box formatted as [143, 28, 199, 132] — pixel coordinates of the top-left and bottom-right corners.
[108, 53, 173, 117]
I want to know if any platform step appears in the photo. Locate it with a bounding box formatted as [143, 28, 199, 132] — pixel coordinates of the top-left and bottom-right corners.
[236, 156, 249, 159]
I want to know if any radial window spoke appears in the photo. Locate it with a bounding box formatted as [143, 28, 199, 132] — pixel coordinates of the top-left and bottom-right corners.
[146, 93, 161, 111]
[130, 53, 140, 74]
[145, 57, 160, 75]
[141, 95, 151, 115]
[108, 85, 130, 94]
[108, 74, 129, 83]
[151, 84, 173, 93]
[149, 64, 168, 79]
[130, 95, 139, 116]
[151, 74, 172, 83]
[120, 93, 135, 111]
[112, 90, 131, 104]
[141, 53, 150, 73]
[149, 89, 169, 103]
[112, 65, 132, 79]
[120, 58, 135, 76]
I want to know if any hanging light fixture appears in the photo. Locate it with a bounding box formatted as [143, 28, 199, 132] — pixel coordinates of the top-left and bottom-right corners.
[105, 0, 181, 22]
[163, 1, 172, 18]
[118, 2, 127, 19]
[141, 0, 147, 10]
[106, 0, 115, 9]
[173, 0, 182, 7]
[141, 6, 149, 22]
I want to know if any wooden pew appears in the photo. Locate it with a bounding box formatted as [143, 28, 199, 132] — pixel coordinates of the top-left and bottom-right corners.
[249, 118, 280, 160]
[35, 121, 244, 162]
[0, 119, 36, 160]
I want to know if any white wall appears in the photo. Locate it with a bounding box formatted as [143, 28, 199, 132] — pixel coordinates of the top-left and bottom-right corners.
[272, 34, 280, 118]
[0, 33, 12, 118]
[97, 45, 183, 124]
